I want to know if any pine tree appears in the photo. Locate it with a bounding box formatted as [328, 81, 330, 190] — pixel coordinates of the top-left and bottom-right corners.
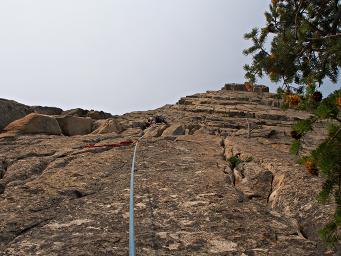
[243, 0, 341, 246]
[243, 0, 341, 86]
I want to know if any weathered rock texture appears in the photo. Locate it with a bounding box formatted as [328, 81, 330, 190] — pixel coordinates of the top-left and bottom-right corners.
[56, 116, 93, 136]
[3, 113, 62, 136]
[0, 99, 111, 133]
[0, 99, 32, 131]
[62, 108, 112, 120]
[0, 84, 337, 255]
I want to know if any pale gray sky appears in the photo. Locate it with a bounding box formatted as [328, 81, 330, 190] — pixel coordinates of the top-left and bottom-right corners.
[0, 1, 339, 114]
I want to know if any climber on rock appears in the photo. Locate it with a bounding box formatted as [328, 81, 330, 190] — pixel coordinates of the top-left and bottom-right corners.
[147, 115, 168, 126]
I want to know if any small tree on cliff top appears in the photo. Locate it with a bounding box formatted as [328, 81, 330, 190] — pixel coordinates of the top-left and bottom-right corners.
[243, 0, 341, 246]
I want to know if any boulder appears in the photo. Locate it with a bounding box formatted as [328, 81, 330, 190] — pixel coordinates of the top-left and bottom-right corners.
[62, 108, 112, 120]
[121, 127, 143, 137]
[62, 108, 89, 117]
[3, 113, 62, 135]
[0, 99, 66, 131]
[56, 116, 93, 136]
[87, 110, 112, 120]
[0, 99, 32, 131]
[186, 124, 202, 134]
[31, 106, 63, 115]
[143, 124, 168, 138]
[223, 83, 248, 91]
[253, 85, 269, 93]
[193, 126, 210, 135]
[161, 123, 185, 137]
[130, 120, 149, 130]
[92, 119, 126, 134]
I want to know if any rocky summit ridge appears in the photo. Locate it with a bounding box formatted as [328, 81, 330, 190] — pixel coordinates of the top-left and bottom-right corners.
[0, 84, 335, 255]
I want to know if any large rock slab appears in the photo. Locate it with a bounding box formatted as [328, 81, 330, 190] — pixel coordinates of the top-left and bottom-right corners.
[56, 116, 93, 136]
[3, 113, 62, 135]
[0, 99, 66, 131]
[87, 110, 112, 120]
[224, 136, 334, 243]
[0, 85, 336, 255]
[0, 133, 321, 255]
[0, 99, 31, 131]
[61, 108, 89, 117]
[31, 106, 63, 115]
[143, 124, 168, 138]
[62, 108, 112, 120]
[161, 123, 185, 137]
[223, 83, 269, 93]
[92, 119, 126, 134]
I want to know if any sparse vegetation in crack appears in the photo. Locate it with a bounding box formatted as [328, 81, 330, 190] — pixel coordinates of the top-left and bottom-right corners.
[222, 141, 276, 205]
[227, 154, 253, 170]
[222, 137, 252, 188]
[227, 155, 243, 170]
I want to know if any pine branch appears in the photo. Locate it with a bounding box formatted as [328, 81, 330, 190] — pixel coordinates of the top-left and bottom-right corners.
[295, 0, 304, 40]
[307, 33, 341, 40]
[331, 6, 341, 34]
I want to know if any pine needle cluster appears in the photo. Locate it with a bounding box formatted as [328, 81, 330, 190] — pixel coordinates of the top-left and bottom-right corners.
[243, 0, 341, 87]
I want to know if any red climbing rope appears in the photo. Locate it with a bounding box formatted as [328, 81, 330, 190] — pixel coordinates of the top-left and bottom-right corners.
[82, 140, 135, 149]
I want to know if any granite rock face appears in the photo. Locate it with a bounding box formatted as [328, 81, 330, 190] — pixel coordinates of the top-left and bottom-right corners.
[0, 84, 337, 255]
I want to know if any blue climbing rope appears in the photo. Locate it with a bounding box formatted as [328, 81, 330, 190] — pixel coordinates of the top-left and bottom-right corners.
[129, 143, 137, 256]
[129, 142, 138, 256]
[128, 129, 150, 255]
